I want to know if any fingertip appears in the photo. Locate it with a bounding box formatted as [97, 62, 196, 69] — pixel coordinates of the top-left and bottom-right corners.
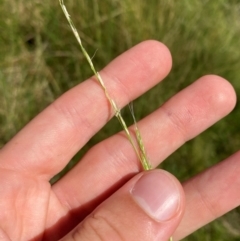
[198, 75, 237, 115]
[100, 39, 173, 105]
[136, 40, 173, 78]
[131, 170, 185, 222]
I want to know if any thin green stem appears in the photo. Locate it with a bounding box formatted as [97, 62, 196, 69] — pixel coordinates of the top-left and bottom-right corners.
[59, 0, 150, 171]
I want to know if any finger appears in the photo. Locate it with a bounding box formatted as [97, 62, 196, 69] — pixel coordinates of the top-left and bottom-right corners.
[173, 151, 240, 240]
[60, 170, 185, 241]
[53, 75, 236, 213]
[0, 40, 172, 179]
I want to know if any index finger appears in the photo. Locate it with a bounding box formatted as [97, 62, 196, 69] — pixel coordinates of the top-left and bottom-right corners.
[0, 40, 172, 179]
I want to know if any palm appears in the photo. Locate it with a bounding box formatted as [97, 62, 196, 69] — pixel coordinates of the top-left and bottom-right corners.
[0, 41, 239, 241]
[0, 170, 49, 240]
[0, 169, 83, 241]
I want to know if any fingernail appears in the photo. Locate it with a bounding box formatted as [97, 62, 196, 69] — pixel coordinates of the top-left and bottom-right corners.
[131, 171, 180, 222]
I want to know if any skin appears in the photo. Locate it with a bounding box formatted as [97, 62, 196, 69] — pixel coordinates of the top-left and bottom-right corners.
[0, 40, 239, 241]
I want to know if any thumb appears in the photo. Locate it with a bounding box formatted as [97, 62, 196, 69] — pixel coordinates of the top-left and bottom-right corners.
[61, 170, 185, 241]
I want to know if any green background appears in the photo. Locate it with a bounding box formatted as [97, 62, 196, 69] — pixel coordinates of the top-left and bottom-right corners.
[0, 0, 240, 240]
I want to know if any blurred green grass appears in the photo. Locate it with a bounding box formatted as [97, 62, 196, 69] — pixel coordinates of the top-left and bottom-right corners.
[0, 0, 240, 240]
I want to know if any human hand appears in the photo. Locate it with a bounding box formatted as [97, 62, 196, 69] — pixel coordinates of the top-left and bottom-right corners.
[0, 41, 238, 241]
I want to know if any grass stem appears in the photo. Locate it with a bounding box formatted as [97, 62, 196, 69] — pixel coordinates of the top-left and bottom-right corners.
[59, 0, 151, 171]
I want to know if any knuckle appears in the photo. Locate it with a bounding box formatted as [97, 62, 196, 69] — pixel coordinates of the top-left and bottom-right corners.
[162, 105, 193, 142]
[52, 98, 93, 136]
[71, 212, 124, 241]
